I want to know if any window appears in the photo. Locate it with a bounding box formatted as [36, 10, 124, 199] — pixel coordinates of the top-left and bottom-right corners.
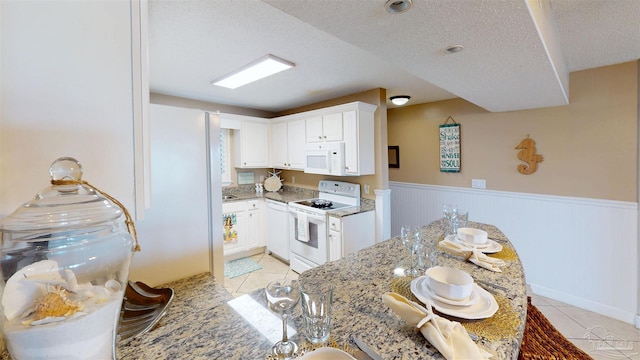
[220, 129, 232, 186]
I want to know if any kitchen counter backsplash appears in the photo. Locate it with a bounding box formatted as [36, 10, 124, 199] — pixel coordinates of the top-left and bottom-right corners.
[222, 184, 375, 215]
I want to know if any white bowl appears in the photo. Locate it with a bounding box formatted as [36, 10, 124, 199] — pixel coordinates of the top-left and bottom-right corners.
[425, 266, 474, 301]
[457, 227, 488, 245]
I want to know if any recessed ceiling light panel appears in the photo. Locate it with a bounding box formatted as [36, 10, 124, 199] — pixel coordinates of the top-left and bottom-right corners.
[212, 54, 295, 89]
[385, 0, 412, 14]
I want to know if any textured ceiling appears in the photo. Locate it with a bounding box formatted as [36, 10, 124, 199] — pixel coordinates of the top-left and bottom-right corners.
[148, 0, 640, 113]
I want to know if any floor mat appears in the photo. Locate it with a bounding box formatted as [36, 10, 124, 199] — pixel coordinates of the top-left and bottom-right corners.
[224, 257, 262, 278]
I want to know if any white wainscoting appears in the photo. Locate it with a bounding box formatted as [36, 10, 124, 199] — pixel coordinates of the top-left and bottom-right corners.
[390, 181, 639, 325]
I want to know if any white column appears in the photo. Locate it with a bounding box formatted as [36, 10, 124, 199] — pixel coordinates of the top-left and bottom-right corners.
[375, 188, 391, 243]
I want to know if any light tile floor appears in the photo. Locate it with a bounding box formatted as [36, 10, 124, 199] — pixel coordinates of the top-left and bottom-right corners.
[224, 254, 640, 359]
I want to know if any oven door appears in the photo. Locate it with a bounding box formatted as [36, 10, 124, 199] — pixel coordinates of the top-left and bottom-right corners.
[289, 206, 327, 270]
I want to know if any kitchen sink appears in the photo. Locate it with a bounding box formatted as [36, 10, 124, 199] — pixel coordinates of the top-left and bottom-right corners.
[222, 195, 237, 200]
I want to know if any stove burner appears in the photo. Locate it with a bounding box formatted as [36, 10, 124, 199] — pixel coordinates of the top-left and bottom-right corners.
[311, 199, 333, 208]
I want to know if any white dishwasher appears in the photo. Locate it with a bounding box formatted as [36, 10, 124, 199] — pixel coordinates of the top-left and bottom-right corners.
[266, 199, 289, 261]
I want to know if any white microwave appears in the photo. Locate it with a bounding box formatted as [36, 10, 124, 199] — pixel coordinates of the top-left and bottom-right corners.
[304, 142, 346, 176]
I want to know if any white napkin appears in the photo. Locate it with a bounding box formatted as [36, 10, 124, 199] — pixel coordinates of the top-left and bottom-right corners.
[297, 213, 309, 242]
[382, 292, 492, 360]
[439, 238, 505, 272]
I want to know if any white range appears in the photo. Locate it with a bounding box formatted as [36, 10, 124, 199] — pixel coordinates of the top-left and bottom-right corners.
[288, 180, 375, 273]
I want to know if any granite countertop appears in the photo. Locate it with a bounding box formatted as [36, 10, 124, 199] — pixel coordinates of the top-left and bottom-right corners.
[0, 219, 526, 359]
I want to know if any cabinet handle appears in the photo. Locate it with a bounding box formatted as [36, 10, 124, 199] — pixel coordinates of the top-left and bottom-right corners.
[318, 136, 322, 139]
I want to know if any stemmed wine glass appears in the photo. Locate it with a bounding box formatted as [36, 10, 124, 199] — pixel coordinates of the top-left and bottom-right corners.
[442, 203, 458, 235]
[265, 279, 300, 358]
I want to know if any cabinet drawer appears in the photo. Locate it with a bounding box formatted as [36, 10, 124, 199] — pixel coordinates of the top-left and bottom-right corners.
[329, 216, 341, 232]
[247, 199, 260, 210]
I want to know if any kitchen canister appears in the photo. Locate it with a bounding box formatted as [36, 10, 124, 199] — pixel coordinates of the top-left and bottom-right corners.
[0, 157, 139, 359]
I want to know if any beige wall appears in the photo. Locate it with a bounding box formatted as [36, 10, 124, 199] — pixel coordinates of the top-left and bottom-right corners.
[388, 61, 638, 202]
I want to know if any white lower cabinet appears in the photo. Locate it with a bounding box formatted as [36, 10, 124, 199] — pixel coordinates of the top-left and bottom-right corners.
[246, 199, 264, 250]
[266, 200, 289, 260]
[223, 199, 265, 258]
[328, 211, 375, 260]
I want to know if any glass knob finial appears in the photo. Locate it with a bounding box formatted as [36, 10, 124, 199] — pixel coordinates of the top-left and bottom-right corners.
[49, 157, 83, 182]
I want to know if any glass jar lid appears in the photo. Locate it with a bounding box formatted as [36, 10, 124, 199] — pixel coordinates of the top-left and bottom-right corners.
[0, 157, 125, 242]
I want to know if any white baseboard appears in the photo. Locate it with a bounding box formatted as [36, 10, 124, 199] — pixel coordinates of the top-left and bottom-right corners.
[530, 283, 637, 325]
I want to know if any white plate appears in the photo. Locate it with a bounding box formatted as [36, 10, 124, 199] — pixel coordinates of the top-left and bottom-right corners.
[298, 347, 356, 360]
[413, 276, 479, 306]
[411, 276, 499, 320]
[446, 235, 503, 254]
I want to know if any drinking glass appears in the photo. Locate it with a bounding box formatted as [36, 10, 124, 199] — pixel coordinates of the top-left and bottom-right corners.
[299, 279, 333, 344]
[453, 209, 468, 234]
[265, 279, 300, 358]
[442, 203, 458, 235]
[404, 227, 423, 277]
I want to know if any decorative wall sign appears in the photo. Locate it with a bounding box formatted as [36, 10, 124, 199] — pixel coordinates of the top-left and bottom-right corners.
[515, 135, 544, 175]
[388, 146, 400, 168]
[439, 116, 461, 173]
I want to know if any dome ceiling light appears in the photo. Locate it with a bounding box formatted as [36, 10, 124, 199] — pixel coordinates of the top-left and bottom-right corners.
[390, 95, 411, 106]
[385, 0, 412, 14]
[443, 45, 465, 54]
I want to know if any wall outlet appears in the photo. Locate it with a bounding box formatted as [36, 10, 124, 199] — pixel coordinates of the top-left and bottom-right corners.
[472, 179, 486, 189]
[291, 176, 295, 184]
[364, 184, 370, 194]
[259, 175, 264, 182]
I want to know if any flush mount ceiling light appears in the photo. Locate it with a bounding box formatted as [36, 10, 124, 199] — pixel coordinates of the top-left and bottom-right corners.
[390, 95, 411, 106]
[212, 54, 295, 89]
[443, 44, 464, 54]
[385, 0, 412, 14]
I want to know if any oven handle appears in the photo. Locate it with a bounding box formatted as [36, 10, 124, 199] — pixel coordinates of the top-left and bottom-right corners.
[289, 207, 327, 222]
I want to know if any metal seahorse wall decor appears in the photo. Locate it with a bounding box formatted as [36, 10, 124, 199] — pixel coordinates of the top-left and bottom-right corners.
[515, 135, 544, 175]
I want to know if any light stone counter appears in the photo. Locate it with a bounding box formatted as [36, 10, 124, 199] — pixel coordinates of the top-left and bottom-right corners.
[0, 219, 525, 359]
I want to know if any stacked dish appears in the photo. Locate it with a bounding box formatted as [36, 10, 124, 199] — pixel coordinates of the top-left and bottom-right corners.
[446, 227, 503, 253]
[410, 267, 498, 319]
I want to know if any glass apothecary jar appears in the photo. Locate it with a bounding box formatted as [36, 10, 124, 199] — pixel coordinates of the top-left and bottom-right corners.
[0, 157, 136, 360]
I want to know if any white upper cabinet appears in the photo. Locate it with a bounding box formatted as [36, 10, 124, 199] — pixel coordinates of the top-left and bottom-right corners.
[271, 119, 306, 170]
[306, 113, 343, 143]
[224, 114, 269, 168]
[343, 108, 375, 175]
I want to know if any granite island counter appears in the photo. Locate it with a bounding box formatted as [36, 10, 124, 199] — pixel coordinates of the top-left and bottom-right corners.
[0, 220, 526, 359]
[120, 219, 525, 359]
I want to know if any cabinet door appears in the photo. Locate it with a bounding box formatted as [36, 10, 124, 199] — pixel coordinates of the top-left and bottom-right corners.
[271, 122, 288, 168]
[237, 122, 269, 167]
[329, 229, 342, 261]
[246, 200, 264, 249]
[306, 116, 323, 143]
[343, 110, 359, 175]
[322, 113, 343, 141]
[223, 203, 247, 256]
[287, 119, 306, 169]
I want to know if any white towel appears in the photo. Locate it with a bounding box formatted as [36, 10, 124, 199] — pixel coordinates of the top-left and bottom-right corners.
[297, 213, 309, 242]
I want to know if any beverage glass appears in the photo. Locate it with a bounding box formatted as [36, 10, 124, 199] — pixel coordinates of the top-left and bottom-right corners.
[405, 227, 423, 277]
[442, 203, 458, 235]
[453, 209, 469, 234]
[265, 279, 300, 357]
[299, 279, 334, 344]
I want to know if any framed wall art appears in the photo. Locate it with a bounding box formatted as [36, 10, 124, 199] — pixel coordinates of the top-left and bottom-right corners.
[388, 146, 400, 168]
[439, 116, 461, 173]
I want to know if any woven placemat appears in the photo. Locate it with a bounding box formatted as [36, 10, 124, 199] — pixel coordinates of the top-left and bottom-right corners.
[390, 277, 521, 341]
